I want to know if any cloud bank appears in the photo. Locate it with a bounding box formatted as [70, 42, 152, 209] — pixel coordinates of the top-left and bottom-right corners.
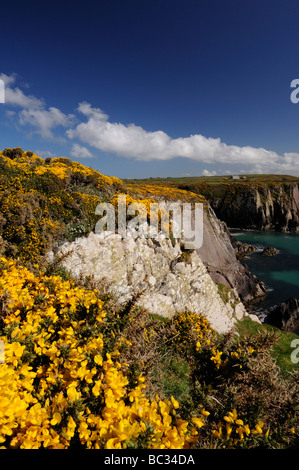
[66, 101, 299, 174]
[67, 102, 277, 164]
[2, 73, 299, 174]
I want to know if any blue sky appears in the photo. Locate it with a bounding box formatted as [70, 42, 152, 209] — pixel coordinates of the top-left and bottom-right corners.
[1, 0, 299, 178]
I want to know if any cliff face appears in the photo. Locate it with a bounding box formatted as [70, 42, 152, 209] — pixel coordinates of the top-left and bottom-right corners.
[125, 184, 267, 304]
[214, 184, 299, 232]
[180, 182, 299, 232]
[197, 206, 267, 303]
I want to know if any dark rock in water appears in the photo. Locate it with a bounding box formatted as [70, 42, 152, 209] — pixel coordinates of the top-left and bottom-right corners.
[266, 297, 299, 332]
[261, 246, 278, 257]
[231, 238, 259, 260]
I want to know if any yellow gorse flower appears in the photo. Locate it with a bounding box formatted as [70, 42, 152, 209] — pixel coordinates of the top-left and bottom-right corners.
[210, 348, 223, 369]
[0, 257, 204, 449]
[212, 409, 269, 447]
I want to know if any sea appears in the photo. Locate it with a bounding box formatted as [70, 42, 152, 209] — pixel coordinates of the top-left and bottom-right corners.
[230, 228, 299, 316]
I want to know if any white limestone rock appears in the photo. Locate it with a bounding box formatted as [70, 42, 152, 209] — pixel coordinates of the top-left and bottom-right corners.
[56, 227, 248, 334]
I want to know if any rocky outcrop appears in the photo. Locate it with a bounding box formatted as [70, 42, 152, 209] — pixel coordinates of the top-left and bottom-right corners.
[230, 238, 259, 260]
[52, 225, 257, 334]
[261, 246, 278, 257]
[197, 207, 267, 304]
[266, 298, 299, 333]
[231, 240, 278, 258]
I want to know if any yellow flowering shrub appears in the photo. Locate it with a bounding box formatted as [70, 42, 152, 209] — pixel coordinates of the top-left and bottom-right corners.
[110, 193, 184, 238]
[34, 164, 70, 180]
[211, 408, 270, 448]
[110, 193, 156, 217]
[0, 256, 298, 449]
[0, 258, 206, 449]
[0, 148, 126, 262]
[170, 311, 216, 355]
[127, 183, 207, 206]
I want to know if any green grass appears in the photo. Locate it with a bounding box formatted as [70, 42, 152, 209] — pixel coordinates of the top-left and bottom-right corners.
[236, 317, 299, 376]
[149, 355, 191, 402]
[148, 313, 169, 322]
[216, 282, 232, 304]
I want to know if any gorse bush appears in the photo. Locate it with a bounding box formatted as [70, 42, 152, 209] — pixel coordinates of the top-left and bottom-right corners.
[2, 257, 295, 449]
[0, 148, 209, 263]
[170, 311, 216, 356]
[0, 257, 208, 449]
[115, 306, 299, 449]
[0, 148, 126, 263]
[126, 182, 207, 206]
[0, 149, 298, 449]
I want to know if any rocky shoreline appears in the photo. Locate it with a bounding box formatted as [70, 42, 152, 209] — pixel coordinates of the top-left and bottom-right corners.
[266, 298, 299, 333]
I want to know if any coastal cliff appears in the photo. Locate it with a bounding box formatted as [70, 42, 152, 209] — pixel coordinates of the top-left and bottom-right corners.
[177, 178, 299, 232]
[126, 182, 267, 304]
[1, 150, 299, 450]
[0, 148, 264, 334]
[197, 206, 267, 303]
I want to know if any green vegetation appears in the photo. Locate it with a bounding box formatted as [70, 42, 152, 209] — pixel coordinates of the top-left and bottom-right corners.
[216, 282, 232, 304]
[0, 148, 298, 449]
[236, 317, 299, 376]
[149, 356, 191, 403]
[124, 174, 299, 186]
[0, 147, 126, 264]
[119, 307, 299, 448]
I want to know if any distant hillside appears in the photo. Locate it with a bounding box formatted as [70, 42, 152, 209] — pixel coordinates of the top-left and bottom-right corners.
[124, 173, 299, 186]
[126, 174, 299, 231]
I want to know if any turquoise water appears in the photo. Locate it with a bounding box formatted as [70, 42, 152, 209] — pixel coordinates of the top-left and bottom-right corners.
[230, 229, 299, 311]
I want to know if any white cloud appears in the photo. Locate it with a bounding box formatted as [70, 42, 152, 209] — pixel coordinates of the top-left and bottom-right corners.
[70, 143, 94, 159]
[35, 150, 57, 159]
[1, 73, 44, 109]
[19, 107, 74, 139]
[1, 73, 74, 139]
[67, 101, 299, 174]
[67, 102, 173, 161]
[202, 169, 217, 176]
[0, 73, 18, 87]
